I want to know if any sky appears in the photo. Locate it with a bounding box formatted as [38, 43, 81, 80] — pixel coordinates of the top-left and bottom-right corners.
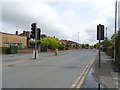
[1, 0, 120, 45]
[118, 1, 120, 29]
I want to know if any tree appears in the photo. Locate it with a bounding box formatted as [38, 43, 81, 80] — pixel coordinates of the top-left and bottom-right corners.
[101, 38, 112, 46]
[65, 43, 72, 49]
[58, 44, 65, 50]
[38, 37, 60, 49]
[29, 41, 35, 46]
[85, 44, 89, 48]
[81, 44, 85, 48]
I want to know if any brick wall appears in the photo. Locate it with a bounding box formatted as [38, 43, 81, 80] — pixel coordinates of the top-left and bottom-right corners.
[17, 48, 34, 53]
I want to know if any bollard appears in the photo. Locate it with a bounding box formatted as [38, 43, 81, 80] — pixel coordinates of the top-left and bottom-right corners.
[55, 49, 58, 55]
[98, 83, 100, 90]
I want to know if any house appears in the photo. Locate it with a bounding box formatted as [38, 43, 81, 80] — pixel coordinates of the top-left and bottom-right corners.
[0, 32, 27, 48]
[19, 31, 31, 46]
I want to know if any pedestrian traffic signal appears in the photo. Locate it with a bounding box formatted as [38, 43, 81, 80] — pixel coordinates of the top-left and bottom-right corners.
[97, 24, 104, 40]
[37, 28, 41, 40]
[30, 23, 36, 39]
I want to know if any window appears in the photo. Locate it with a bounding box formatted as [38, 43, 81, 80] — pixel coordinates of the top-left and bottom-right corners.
[4, 43, 9, 47]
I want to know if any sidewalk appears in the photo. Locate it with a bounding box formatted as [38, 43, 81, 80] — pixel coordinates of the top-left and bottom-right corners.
[92, 52, 120, 89]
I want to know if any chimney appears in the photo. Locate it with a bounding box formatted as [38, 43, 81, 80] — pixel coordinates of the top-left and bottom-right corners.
[23, 31, 26, 36]
[16, 31, 18, 35]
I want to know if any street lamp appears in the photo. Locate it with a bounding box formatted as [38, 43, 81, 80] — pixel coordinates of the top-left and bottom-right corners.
[114, 0, 117, 63]
[78, 32, 79, 44]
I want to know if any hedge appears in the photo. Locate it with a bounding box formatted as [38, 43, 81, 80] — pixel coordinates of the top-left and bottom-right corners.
[0, 47, 10, 54]
[115, 30, 120, 67]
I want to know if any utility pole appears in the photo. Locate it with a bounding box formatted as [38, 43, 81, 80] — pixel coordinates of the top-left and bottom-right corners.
[114, 0, 117, 63]
[78, 32, 79, 43]
[106, 27, 107, 39]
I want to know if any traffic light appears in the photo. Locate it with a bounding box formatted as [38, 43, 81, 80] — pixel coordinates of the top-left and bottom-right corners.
[97, 24, 104, 40]
[30, 23, 36, 39]
[37, 28, 41, 40]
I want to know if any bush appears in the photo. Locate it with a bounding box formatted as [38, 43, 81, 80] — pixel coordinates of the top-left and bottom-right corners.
[76, 44, 79, 49]
[58, 44, 65, 50]
[0, 47, 10, 54]
[116, 31, 120, 67]
[39, 37, 60, 49]
[65, 43, 72, 49]
[107, 45, 113, 49]
[106, 45, 113, 57]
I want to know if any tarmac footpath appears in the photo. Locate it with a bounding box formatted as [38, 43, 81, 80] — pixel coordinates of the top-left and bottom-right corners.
[82, 52, 120, 89]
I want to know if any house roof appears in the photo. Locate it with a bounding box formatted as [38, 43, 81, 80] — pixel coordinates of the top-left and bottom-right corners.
[0, 32, 26, 37]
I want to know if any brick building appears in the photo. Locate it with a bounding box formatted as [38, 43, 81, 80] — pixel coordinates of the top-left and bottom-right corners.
[19, 31, 31, 46]
[0, 32, 27, 48]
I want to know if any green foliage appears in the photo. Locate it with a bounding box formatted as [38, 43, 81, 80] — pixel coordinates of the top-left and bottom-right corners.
[107, 45, 113, 49]
[115, 30, 120, 66]
[89, 45, 94, 49]
[76, 44, 79, 49]
[38, 37, 60, 49]
[81, 44, 85, 48]
[101, 39, 113, 57]
[81, 44, 89, 48]
[101, 38, 112, 46]
[65, 43, 72, 48]
[111, 33, 117, 44]
[58, 44, 65, 50]
[0, 47, 10, 54]
[85, 44, 89, 48]
[95, 43, 99, 48]
[29, 41, 35, 46]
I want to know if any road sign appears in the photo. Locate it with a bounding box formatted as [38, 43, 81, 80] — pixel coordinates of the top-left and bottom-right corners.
[97, 24, 104, 40]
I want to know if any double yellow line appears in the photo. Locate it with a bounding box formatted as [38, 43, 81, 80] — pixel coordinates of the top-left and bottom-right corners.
[71, 50, 98, 88]
[71, 60, 95, 88]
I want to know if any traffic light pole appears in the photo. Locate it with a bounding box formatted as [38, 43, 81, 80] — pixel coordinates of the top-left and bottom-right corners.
[35, 23, 37, 59]
[99, 25, 101, 68]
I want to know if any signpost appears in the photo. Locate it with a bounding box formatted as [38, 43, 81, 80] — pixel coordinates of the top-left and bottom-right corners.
[97, 24, 104, 68]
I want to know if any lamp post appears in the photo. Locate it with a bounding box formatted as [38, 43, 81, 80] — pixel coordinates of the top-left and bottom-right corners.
[78, 32, 79, 43]
[114, 0, 117, 63]
[106, 27, 107, 39]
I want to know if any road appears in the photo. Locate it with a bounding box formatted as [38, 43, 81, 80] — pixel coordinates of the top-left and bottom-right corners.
[2, 49, 97, 88]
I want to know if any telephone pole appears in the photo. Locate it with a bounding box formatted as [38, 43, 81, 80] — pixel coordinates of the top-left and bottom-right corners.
[106, 27, 107, 39]
[114, 0, 117, 63]
[78, 32, 79, 43]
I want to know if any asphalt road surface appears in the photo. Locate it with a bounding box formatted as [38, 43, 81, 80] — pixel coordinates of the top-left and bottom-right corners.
[2, 49, 97, 88]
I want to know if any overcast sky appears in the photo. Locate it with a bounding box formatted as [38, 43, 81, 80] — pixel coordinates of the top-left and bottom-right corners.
[1, 0, 120, 45]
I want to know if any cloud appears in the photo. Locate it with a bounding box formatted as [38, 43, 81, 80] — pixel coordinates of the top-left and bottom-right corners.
[1, 0, 119, 45]
[2, 2, 68, 39]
